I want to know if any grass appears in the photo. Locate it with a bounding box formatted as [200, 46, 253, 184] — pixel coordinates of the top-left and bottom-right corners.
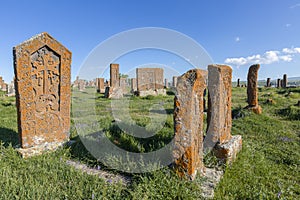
[0, 86, 299, 199]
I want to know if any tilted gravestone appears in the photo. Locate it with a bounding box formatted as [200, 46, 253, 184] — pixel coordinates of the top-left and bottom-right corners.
[173, 69, 207, 180]
[13, 32, 71, 157]
[246, 64, 262, 114]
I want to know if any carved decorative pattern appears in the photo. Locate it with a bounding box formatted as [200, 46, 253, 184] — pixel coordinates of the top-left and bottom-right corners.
[31, 46, 60, 113]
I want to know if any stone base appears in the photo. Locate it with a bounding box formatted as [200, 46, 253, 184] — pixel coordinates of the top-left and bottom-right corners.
[17, 141, 66, 158]
[138, 89, 166, 97]
[213, 135, 242, 165]
[246, 105, 262, 114]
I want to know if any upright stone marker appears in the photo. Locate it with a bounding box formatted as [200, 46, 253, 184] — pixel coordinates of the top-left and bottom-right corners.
[164, 78, 168, 88]
[173, 69, 207, 180]
[97, 78, 105, 93]
[283, 74, 287, 88]
[206, 65, 242, 164]
[136, 68, 165, 96]
[277, 79, 281, 88]
[110, 63, 119, 88]
[266, 78, 271, 87]
[13, 32, 71, 157]
[172, 76, 178, 87]
[131, 78, 137, 92]
[246, 64, 262, 114]
[237, 78, 240, 87]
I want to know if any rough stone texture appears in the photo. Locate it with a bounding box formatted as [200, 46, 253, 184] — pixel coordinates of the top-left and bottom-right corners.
[138, 89, 166, 97]
[201, 168, 224, 199]
[130, 78, 136, 92]
[136, 68, 164, 93]
[110, 63, 119, 88]
[120, 77, 127, 92]
[266, 78, 271, 87]
[66, 160, 131, 185]
[173, 69, 207, 180]
[283, 74, 288, 88]
[172, 76, 178, 87]
[13, 32, 71, 152]
[0, 76, 7, 92]
[78, 79, 85, 91]
[277, 79, 281, 88]
[164, 78, 168, 88]
[246, 64, 262, 114]
[213, 135, 243, 164]
[237, 78, 240, 87]
[206, 65, 232, 146]
[97, 78, 105, 93]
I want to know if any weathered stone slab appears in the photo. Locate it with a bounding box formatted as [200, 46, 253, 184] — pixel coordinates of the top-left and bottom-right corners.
[246, 64, 262, 114]
[136, 68, 165, 97]
[97, 78, 105, 93]
[130, 78, 137, 92]
[173, 69, 207, 180]
[164, 78, 168, 88]
[237, 78, 240, 87]
[206, 65, 242, 164]
[110, 63, 119, 88]
[13, 32, 71, 155]
[172, 76, 178, 87]
[283, 74, 287, 88]
[277, 79, 281, 88]
[213, 135, 242, 164]
[206, 65, 232, 145]
[266, 78, 271, 87]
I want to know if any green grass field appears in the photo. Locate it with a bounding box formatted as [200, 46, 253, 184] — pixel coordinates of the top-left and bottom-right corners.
[0, 87, 299, 199]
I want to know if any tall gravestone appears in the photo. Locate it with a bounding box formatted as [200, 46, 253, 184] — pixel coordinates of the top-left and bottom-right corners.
[173, 69, 207, 180]
[277, 79, 281, 88]
[13, 32, 71, 157]
[97, 78, 105, 93]
[172, 76, 178, 87]
[237, 78, 240, 87]
[110, 63, 119, 88]
[206, 65, 242, 163]
[246, 64, 262, 114]
[282, 74, 287, 88]
[131, 78, 137, 92]
[266, 78, 271, 87]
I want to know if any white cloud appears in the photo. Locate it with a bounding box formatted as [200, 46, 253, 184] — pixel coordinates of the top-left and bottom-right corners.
[290, 3, 300, 9]
[224, 47, 300, 66]
[235, 37, 240, 42]
[282, 47, 300, 54]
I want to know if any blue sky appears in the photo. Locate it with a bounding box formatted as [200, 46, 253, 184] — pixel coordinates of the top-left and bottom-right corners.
[0, 0, 300, 82]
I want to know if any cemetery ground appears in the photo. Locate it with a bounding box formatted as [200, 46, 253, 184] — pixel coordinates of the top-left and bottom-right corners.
[0, 87, 299, 199]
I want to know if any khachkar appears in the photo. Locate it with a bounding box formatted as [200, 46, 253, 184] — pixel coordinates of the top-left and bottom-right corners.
[206, 65, 242, 164]
[13, 32, 71, 157]
[173, 69, 207, 180]
[246, 64, 262, 114]
[136, 68, 165, 97]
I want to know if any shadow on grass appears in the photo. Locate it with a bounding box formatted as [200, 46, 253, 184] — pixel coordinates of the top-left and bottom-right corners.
[275, 106, 300, 120]
[0, 127, 19, 147]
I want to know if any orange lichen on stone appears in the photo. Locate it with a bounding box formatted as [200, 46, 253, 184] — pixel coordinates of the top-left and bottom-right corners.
[173, 69, 207, 180]
[13, 32, 71, 152]
[206, 65, 232, 145]
[246, 64, 262, 114]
